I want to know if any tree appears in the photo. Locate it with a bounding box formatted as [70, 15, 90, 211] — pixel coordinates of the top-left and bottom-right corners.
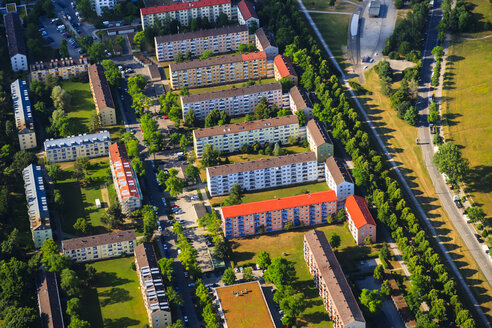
[431, 46, 444, 60]
[373, 264, 384, 280]
[279, 77, 294, 93]
[243, 267, 254, 281]
[184, 109, 199, 127]
[381, 280, 392, 296]
[60, 268, 82, 297]
[166, 286, 183, 307]
[131, 158, 145, 177]
[205, 108, 221, 127]
[222, 268, 237, 285]
[89, 112, 101, 132]
[87, 42, 107, 62]
[263, 257, 296, 288]
[404, 105, 418, 126]
[158, 258, 175, 284]
[66, 297, 81, 317]
[223, 183, 242, 206]
[201, 144, 220, 168]
[157, 169, 169, 186]
[179, 134, 189, 152]
[102, 59, 123, 87]
[3, 307, 40, 328]
[199, 49, 214, 59]
[51, 85, 71, 111]
[380, 242, 390, 261]
[466, 207, 485, 224]
[185, 165, 200, 183]
[105, 202, 125, 227]
[433, 142, 470, 184]
[41, 239, 69, 272]
[169, 320, 185, 328]
[213, 239, 229, 259]
[359, 289, 383, 316]
[165, 172, 184, 198]
[68, 316, 91, 328]
[60, 39, 69, 57]
[133, 31, 145, 50]
[296, 110, 306, 126]
[257, 250, 271, 269]
[73, 217, 90, 234]
[336, 208, 347, 222]
[329, 233, 341, 249]
[364, 236, 373, 245]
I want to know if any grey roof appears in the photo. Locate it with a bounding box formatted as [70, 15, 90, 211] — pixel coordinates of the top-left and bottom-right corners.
[325, 157, 353, 185]
[207, 152, 317, 177]
[307, 119, 332, 147]
[304, 230, 365, 326]
[147, 64, 162, 81]
[369, 0, 381, 15]
[193, 203, 208, 220]
[181, 82, 282, 104]
[22, 165, 50, 230]
[290, 86, 312, 110]
[62, 230, 136, 251]
[88, 64, 115, 111]
[4, 13, 26, 56]
[255, 28, 277, 50]
[155, 25, 247, 44]
[36, 270, 65, 328]
[44, 131, 111, 150]
[170, 51, 266, 71]
[30, 57, 89, 72]
[11, 79, 34, 132]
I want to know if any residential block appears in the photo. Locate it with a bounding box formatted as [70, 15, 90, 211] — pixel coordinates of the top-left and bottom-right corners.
[220, 190, 337, 238]
[88, 63, 117, 126]
[30, 57, 90, 82]
[92, 0, 117, 16]
[289, 85, 313, 119]
[62, 230, 136, 262]
[304, 229, 366, 328]
[255, 28, 278, 59]
[237, 0, 259, 28]
[44, 131, 111, 163]
[181, 82, 283, 121]
[207, 152, 318, 196]
[36, 270, 65, 328]
[11, 79, 37, 150]
[325, 156, 354, 203]
[273, 54, 297, 84]
[4, 13, 28, 72]
[155, 25, 248, 62]
[169, 51, 269, 89]
[345, 195, 376, 245]
[193, 115, 305, 157]
[306, 119, 333, 162]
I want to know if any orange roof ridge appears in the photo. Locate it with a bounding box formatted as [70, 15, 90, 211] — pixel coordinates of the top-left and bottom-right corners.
[241, 51, 266, 61]
[345, 195, 376, 228]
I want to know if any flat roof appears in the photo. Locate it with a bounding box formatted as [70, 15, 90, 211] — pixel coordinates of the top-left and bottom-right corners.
[215, 281, 275, 328]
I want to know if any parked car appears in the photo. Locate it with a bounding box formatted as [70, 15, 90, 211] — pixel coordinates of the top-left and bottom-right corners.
[188, 283, 195, 288]
[183, 316, 188, 323]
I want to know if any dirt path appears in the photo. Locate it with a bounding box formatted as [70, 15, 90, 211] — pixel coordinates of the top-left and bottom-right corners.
[461, 34, 492, 40]
[100, 184, 110, 208]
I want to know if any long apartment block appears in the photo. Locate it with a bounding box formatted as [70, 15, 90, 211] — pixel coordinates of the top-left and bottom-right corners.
[30, 57, 89, 82]
[304, 229, 366, 328]
[5, 13, 28, 72]
[88, 64, 116, 126]
[62, 230, 136, 262]
[109, 142, 143, 215]
[23, 164, 53, 248]
[325, 157, 354, 204]
[135, 243, 172, 328]
[141, 0, 232, 29]
[207, 152, 318, 196]
[11, 79, 37, 150]
[169, 51, 269, 89]
[193, 115, 305, 157]
[44, 131, 111, 163]
[181, 82, 283, 121]
[36, 270, 64, 328]
[155, 25, 248, 62]
[220, 190, 337, 238]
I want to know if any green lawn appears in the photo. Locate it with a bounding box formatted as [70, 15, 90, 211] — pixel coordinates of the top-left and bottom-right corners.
[79, 257, 148, 328]
[303, 0, 357, 12]
[310, 13, 350, 66]
[62, 81, 95, 135]
[231, 225, 378, 328]
[185, 78, 278, 95]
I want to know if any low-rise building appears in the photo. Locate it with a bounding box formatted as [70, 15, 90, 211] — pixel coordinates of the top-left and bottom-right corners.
[220, 190, 337, 238]
[306, 119, 333, 162]
[88, 64, 117, 126]
[11, 79, 37, 150]
[193, 115, 305, 157]
[147, 64, 162, 82]
[207, 152, 318, 196]
[255, 28, 278, 59]
[141, 0, 232, 29]
[273, 55, 297, 84]
[4, 13, 28, 72]
[304, 229, 366, 328]
[181, 82, 283, 121]
[345, 195, 376, 245]
[109, 142, 143, 215]
[22, 164, 53, 248]
[289, 85, 313, 119]
[155, 25, 248, 62]
[36, 270, 65, 328]
[169, 51, 269, 89]
[134, 243, 172, 327]
[237, 0, 259, 28]
[30, 57, 90, 82]
[44, 131, 111, 163]
[325, 157, 354, 204]
[62, 230, 136, 262]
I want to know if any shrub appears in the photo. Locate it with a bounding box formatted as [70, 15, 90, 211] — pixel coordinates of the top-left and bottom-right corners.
[476, 224, 483, 231]
[389, 51, 400, 60]
[482, 229, 488, 238]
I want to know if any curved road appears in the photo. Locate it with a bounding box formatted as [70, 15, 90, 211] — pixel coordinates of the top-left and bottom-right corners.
[297, 0, 491, 326]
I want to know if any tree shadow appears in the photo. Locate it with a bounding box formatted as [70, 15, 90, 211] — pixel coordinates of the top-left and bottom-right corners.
[98, 287, 132, 307]
[94, 272, 132, 288]
[103, 317, 141, 328]
[441, 112, 462, 127]
[466, 165, 492, 194]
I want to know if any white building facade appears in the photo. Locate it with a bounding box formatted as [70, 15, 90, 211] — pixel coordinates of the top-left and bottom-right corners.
[11, 80, 37, 150]
[44, 131, 111, 163]
[325, 156, 354, 204]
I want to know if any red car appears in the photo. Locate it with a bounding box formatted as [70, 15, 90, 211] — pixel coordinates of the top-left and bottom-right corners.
[171, 204, 178, 208]
[163, 115, 169, 119]
[429, 86, 433, 91]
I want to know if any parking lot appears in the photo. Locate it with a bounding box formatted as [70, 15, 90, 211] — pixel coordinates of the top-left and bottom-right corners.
[39, 16, 80, 58]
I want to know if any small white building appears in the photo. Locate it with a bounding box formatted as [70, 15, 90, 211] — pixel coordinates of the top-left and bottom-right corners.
[325, 157, 354, 205]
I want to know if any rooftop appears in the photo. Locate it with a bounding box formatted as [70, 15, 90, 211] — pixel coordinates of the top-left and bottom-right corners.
[4, 13, 26, 57]
[109, 142, 142, 200]
[22, 164, 50, 230]
[147, 64, 162, 81]
[304, 230, 365, 326]
[36, 270, 64, 328]
[221, 190, 337, 218]
[30, 57, 89, 72]
[11, 79, 34, 132]
[307, 119, 333, 147]
[237, 0, 258, 20]
[155, 25, 247, 44]
[88, 64, 115, 111]
[181, 82, 281, 104]
[289, 85, 312, 110]
[44, 131, 110, 150]
[325, 157, 353, 186]
[141, 0, 230, 15]
[345, 195, 376, 228]
[207, 152, 317, 177]
[170, 51, 266, 71]
[255, 28, 277, 50]
[62, 229, 136, 251]
[193, 203, 208, 220]
[274, 55, 297, 78]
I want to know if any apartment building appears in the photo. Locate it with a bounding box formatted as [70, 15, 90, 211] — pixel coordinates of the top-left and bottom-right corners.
[135, 243, 172, 328]
[220, 190, 338, 238]
[306, 119, 333, 162]
[92, 0, 117, 16]
[155, 25, 248, 62]
[62, 230, 136, 262]
[345, 195, 376, 245]
[88, 64, 117, 126]
[30, 57, 90, 82]
[289, 86, 313, 119]
[141, 0, 232, 29]
[169, 51, 269, 89]
[325, 157, 354, 204]
[44, 131, 111, 163]
[193, 115, 305, 157]
[255, 28, 278, 59]
[36, 270, 65, 328]
[207, 152, 318, 196]
[22, 165, 53, 248]
[181, 82, 282, 121]
[304, 229, 366, 328]
[237, 0, 259, 27]
[274, 54, 298, 84]
[4, 13, 28, 72]
[11, 79, 37, 150]
[109, 142, 143, 215]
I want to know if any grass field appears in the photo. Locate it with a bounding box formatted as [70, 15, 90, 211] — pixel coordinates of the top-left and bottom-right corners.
[62, 81, 95, 135]
[79, 257, 148, 328]
[303, 0, 357, 12]
[216, 282, 275, 328]
[359, 68, 492, 320]
[231, 225, 378, 327]
[310, 13, 351, 66]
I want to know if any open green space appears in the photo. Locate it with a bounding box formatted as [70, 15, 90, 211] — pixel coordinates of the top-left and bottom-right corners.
[231, 225, 378, 327]
[310, 13, 350, 66]
[185, 78, 278, 95]
[303, 0, 357, 13]
[62, 81, 95, 135]
[79, 257, 148, 328]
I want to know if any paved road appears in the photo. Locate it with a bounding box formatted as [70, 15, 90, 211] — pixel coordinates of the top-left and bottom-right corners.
[297, 0, 490, 326]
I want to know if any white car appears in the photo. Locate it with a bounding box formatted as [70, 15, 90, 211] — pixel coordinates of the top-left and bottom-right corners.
[183, 316, 188, 323]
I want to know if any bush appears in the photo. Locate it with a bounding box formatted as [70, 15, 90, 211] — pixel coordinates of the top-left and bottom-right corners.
[394, 0, 403, 8]
[433, 133, 443, 145]
[482, 229, 488, 238]
[389, 51, 400, 60]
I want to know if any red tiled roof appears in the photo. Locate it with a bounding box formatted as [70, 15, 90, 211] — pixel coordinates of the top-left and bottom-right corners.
[238, 0, 258, 20]
[221, 190, 337, 218]
[241, 51, 266, 61]
[109, 143, 141, 200]
[274, 55, 297, 78]
[345, 195, 376, 228]
[141, 0, 229, 15]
